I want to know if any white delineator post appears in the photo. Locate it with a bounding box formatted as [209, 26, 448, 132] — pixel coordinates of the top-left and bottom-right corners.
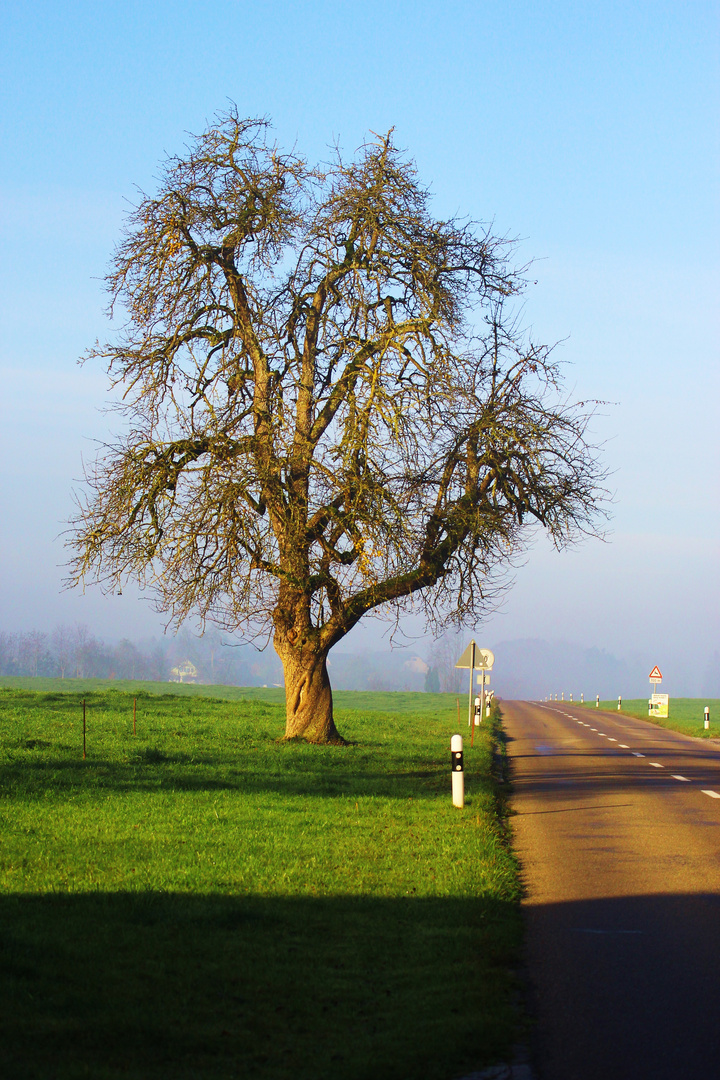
[705, 706, 710, 730]
[451, 734, 464, 808]
[596, 695, 599, 708]
[618, 695, 622, 711]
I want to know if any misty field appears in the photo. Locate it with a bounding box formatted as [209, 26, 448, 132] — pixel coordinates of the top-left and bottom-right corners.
[0, 684, 521, 1080]
[588, 698, 720, 738]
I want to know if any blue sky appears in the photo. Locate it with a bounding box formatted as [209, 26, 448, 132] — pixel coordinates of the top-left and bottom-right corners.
[1, 0, 718, 691]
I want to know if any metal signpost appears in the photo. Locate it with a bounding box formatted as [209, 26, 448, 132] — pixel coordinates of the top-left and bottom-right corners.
[648, 666, 668, 718]
[455, 642, 494, 747]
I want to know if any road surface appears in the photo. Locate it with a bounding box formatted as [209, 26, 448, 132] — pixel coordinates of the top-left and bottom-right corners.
[502, 699, 720, 1080]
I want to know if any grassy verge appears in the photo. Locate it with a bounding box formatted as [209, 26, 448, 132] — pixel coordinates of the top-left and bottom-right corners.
[0, 675, 465, 715]
[583, 698, 720, 739]
[0, 685, 521, 1080]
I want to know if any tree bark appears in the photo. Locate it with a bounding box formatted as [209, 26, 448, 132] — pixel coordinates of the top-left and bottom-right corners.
[275, 637, 345, 744]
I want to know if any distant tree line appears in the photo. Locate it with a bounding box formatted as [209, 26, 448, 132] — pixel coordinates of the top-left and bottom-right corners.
[0, 624, 471, 693]
[0, 625, 277, 685]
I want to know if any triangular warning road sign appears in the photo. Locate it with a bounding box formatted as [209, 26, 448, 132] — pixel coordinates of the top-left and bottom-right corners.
[648, 665, 663, 680]
[455, 642, 494, 669]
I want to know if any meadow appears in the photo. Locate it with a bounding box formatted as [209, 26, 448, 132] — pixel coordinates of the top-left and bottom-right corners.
[586, 698, 720, 738]
[0, 681, 521, 1080]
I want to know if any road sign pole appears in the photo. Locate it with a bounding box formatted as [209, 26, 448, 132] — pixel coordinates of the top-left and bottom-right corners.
[455, 643, 493, 746]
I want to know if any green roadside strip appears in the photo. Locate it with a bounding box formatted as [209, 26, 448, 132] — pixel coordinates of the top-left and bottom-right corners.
[582, 698, 720, 739]
[0, 675, 483, 718]
[0, 685, 522, 1080]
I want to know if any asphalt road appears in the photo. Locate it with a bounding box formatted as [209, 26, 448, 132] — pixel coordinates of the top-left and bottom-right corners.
[502, 700, 720, 1080]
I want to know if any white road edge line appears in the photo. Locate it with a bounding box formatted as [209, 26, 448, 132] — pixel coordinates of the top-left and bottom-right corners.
[702, 790, 720, 799]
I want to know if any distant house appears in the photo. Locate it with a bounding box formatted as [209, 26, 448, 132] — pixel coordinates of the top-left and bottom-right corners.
[169, 660, 198, 684]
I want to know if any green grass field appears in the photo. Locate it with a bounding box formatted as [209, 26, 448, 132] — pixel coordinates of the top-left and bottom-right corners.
[0, 675, 466, 714]
[583, 698, 720, 739]
[0, 681, 521, 1080]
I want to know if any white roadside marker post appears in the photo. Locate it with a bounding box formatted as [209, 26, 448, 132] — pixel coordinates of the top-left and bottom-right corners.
[705, 706, 710, 731]
[451, 734, 464, 808]
[474, 696, 481, 726]
[618, 695, 622, 711]
[596, 695, 599, 708]
[581, 693, 584, 704]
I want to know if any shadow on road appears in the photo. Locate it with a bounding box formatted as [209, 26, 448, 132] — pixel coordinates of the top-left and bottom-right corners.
[521, 891, 720, 1080]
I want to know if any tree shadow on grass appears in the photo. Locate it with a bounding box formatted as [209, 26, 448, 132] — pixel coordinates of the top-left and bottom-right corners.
[0, 890, 520, 1080]
[0, 754, 485, 801]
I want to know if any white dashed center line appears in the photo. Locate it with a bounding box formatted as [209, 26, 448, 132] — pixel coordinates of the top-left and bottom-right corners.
[544, 707, 720, 804]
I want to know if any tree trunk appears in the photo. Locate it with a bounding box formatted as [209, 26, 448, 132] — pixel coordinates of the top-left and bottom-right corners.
[275, 638, 345, 744]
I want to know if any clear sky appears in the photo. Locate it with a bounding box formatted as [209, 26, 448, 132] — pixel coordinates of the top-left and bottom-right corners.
[1, 0, 718, 692]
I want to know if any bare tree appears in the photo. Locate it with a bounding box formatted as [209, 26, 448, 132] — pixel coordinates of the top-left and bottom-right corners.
[68, 108, 606, 743]
[428, 629, 466, 695]
[0, 632, 18, 676]
[70, 623, 93, 679]
[51, 624, 73, 679]
[19, 631, 49, 678]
